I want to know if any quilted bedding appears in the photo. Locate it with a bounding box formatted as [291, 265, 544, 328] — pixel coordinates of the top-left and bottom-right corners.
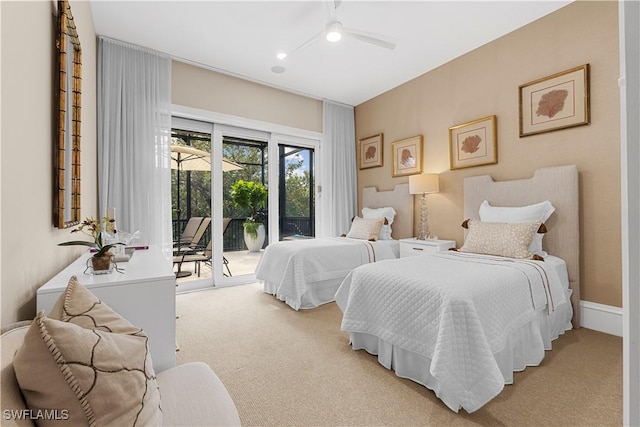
[256, 237, 398, 310]
[335, 251, 567, 412]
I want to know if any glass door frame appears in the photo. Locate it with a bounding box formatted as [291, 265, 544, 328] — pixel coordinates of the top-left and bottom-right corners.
[170, 117, 214, 291]
[212, 124, 271, 287]
[172, 105, 323, 288]
[271, 134, 319, 242]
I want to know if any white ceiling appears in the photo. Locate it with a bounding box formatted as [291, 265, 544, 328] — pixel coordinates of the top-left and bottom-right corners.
[90, 1, 573, 106]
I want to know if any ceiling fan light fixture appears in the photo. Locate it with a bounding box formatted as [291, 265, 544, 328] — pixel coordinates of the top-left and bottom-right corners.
[326, 22, 342, 42]
[326, 30, 342, 42]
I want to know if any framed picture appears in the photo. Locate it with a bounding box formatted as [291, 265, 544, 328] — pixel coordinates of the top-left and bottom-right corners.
[449, 115, 497, 170]
[391, 135, 422, 177]
[519, 64, 590, 137]
[358, 133, 383, 169]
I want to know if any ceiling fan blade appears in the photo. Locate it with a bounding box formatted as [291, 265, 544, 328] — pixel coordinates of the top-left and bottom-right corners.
[343, 27, 396, 50]
[287, 28, 326, 57]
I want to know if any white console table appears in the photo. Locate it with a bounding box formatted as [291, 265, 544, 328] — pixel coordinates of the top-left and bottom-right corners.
[37, 246, 176, 373]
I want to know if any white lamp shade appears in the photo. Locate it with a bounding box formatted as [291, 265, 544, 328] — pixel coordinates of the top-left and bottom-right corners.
[409, 173, 439, 194]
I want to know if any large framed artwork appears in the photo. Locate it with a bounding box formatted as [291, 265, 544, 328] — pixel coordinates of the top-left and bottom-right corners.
[391, 135, 422, 177]
[358, 133, 383, 169]
[519, 64, 590, 137]
[449, 115, 497, 170]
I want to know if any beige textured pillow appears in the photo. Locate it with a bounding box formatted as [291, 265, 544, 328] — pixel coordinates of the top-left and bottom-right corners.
[459, 219, 542, 259]
[346, 216, 385, 241]
[48, 275, 141, 334]
[13, 277, 162, 427]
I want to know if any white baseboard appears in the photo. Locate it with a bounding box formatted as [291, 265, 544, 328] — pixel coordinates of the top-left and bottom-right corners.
[580, 300, 623, 337]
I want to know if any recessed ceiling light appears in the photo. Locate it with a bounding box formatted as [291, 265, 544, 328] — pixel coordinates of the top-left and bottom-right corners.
[276, 52, 287, 60]
[271, 65, 286, 74]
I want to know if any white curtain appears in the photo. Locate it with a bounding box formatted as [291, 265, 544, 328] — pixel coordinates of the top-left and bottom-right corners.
[321, 101, 357, 237]
[97, 37, 172, 258]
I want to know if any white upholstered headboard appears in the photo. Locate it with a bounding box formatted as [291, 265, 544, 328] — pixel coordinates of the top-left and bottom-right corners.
[362, 183, 413, 240]
[464, 165, 580, 328]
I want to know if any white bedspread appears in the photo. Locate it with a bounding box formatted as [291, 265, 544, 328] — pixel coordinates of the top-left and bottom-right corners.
[256, 237, 398, 310]
[335, 251, 567, 412]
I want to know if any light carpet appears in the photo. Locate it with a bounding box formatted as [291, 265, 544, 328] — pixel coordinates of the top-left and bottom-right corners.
[176, 283, 622, 426]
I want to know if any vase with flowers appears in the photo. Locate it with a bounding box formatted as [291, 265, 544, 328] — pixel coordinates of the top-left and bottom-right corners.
[58, 217, 124, 274]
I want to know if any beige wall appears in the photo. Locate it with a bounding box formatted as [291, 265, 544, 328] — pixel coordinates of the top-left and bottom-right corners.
[0, 0, 620, 326]
[0, 5, 320, 326]
[1, 0, 97, 326]
[355, 1, 621, 307]
[172, 61, 323, 133]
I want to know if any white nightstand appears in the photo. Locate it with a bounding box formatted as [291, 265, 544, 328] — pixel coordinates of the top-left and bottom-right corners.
[399, 238, 456, 258]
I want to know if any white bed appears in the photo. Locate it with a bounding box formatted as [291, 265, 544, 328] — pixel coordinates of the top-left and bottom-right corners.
[257, 184, 413, 310]
[335, 165, 580, 413]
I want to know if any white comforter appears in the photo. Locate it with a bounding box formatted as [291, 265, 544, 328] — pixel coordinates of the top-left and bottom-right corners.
[256, 237, 398, 310]
[335, 251, 567, 413]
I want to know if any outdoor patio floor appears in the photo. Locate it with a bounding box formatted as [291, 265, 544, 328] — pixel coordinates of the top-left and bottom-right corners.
[175, 249, 264, 284]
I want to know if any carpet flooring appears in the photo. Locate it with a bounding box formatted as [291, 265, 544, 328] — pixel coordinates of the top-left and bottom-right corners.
[175, 283, 622, 426]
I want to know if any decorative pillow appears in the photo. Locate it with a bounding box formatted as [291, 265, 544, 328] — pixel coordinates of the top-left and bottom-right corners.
[459, 219, 542, 259]
[48, 276, 142, 334]
[362, 206, 396, 240]
[478, 200, 555, 256]
[346, 216, 385, 241]
[14, 277, 162, 426]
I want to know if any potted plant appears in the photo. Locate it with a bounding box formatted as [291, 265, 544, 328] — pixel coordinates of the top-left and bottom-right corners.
[230, 180, 267, 252]
[58, 217, 124, 273]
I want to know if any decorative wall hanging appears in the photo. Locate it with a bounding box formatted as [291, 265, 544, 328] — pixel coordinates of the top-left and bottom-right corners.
[449, 115, 497, 170]
[358, 133, 383, 169]
[519, 64, 590, 137]
[391, 135, 422, 177]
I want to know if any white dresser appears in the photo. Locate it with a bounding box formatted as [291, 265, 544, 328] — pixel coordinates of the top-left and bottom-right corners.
[399, 238, 456, 258]
[36, 246, 176, 373]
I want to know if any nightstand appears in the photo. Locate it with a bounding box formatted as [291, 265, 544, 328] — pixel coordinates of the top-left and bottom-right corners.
[399, 238, 456, 258]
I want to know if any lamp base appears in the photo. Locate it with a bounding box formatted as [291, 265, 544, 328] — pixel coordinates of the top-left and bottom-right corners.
[417, 193, 436, 241]
[416, 232, 438, 241]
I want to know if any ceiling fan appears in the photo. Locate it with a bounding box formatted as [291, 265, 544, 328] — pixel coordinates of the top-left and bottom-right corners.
[278, 0, 396, 60]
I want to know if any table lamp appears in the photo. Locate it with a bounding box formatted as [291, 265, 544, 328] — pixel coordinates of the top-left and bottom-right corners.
[409, 173, 439, 240]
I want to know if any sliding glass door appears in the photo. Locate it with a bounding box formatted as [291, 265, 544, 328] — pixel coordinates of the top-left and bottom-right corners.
[170, 119, 215, 287]
[171, 117, 320, 289]
[278, 144, 315, 240]
[212, 125, 271, 286]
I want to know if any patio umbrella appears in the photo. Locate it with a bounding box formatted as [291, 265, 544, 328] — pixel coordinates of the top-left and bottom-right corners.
[171, 143, 242, 220]
[171, 144, 242, 172]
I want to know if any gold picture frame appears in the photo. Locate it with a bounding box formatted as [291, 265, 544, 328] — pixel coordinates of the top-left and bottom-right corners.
[519, 64, 590, 137]
[449, 115, 497, 170]
[358, 133, 383, 169]
[391, 135, 422, 177]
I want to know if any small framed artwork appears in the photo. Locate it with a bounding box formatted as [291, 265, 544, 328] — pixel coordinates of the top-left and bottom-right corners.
[519, 64, 590, 137]
[358, 133, 383, 169]
[449, 115, 497, 170]
[391, 135, 422, 177]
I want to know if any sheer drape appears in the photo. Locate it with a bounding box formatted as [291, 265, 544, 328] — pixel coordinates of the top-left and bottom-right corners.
[97, 37, 172, 258]
[321, 101, 357, 237]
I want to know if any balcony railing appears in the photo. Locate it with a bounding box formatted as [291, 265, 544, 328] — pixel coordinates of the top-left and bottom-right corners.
[172, 216, 313, 251]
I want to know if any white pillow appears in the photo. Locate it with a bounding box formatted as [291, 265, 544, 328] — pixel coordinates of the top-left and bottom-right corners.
[478, 200, 554, 256]
[346, 216, 385, 241]
[362, 207, 396, 240]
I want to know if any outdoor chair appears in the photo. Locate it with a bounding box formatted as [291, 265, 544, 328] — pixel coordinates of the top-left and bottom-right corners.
[175, 217, 204, 247]
[173, 241, 232, 278]
[174, 217, 210, 278]
[173, 218, 232, 278]
[174, 217, 211, 253]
